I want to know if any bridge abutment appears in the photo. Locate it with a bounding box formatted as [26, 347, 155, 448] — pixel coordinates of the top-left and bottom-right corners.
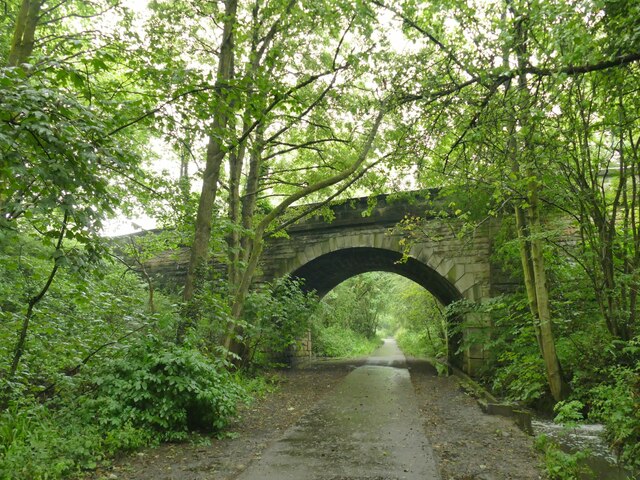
[260, 194, 503, 375]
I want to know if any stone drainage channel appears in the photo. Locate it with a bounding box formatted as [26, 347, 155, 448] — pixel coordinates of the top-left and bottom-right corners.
[236, 338, 441, 480]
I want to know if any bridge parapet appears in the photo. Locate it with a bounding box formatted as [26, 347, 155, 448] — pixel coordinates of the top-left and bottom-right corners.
[116, 190, 515, 374]
[260, 192, 507, 374]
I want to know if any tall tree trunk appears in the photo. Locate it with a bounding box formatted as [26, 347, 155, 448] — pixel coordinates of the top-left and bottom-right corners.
[179, 138, 191, 213]
[233, 0, 290, 269]
[625, 96, 639, 341]
[526, 182, 567, 401]
[512, 169, 567, 401]
[7, 0, 42, 67]
[223, 108, 386, 355]
[240, 125, 264, 263]
[507, 0, 568, 401]
[3, 0, 46, 390]
[178, 0, 238, 343]
[227, 145, 244, 291]
[514, 203, 543, 350]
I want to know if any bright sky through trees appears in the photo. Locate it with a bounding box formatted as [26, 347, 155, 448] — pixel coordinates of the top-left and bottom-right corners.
[101, 0, 422, 236]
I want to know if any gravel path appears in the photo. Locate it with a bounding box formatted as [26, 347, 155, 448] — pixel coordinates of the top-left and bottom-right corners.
[407, 357, 545, 480]
[89, 348, 545, 480]
[236, 339, 440, 479]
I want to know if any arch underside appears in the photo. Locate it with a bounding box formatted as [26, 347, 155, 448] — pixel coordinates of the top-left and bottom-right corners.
[290, 247, 462, 306]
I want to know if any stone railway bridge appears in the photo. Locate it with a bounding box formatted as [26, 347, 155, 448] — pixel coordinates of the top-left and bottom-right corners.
[138, 191, 517, 373]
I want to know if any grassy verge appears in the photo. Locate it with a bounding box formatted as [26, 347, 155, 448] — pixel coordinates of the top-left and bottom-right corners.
[312, 325, 381, 358]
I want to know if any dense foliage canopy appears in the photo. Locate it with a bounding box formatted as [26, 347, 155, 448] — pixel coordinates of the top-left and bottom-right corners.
[1, 0, 639, 477]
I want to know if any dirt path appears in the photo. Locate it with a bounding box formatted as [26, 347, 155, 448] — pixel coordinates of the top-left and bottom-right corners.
[91, 349, 545, 480]
[236, 339, 439, 479]
[407, 358, 545, 480]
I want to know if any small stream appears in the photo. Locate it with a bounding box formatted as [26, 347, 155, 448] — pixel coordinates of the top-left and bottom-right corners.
[532, 419, 635, 479]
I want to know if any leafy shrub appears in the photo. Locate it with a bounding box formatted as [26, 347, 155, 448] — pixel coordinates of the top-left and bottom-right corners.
[235, 371, 280, 400]
[395, 327, 447, 359]
[588, 363, 640, 468]
[452, 295, 549, 405]
[312, 324, 380, 357]
[0, 339, 247, 479]
[491, 350, 548, 404]
[0, 400, 111, 479]
[243, 276, 318, 367]
[534, 435, 594, 480]
[0, 235, 178, 404]
[91, 339, 245, 440]
[553, 400, 585, 425]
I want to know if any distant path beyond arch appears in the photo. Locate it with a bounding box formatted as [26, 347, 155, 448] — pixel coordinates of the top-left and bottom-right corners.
[257, 192, 514, 372]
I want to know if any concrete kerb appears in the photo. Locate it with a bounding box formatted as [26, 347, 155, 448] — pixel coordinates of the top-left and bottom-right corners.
[427, 357, 534, 435]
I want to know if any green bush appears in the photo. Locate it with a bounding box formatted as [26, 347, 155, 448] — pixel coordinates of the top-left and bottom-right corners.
[534, 435, 594, 480]
[0, 339, 247, 479]
[312, 324, 380, 357]
[395, 327, 447, 359]
[91, 339, 245, 440]
[243, 277, 318, 367]
[0, 399, 124, 479]
[0, 236, 178, 403]
[491, 350, 548, 404]
[588, 363, 640, 468]
[453, 295, 549, 405]
[553, 400, 585, 425]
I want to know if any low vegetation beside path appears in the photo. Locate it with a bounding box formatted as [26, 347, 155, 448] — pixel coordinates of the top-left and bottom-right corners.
[0, 241, 380, 479]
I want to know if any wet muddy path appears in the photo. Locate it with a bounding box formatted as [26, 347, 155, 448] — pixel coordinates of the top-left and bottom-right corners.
[91, 341, 545, 480]
[236, 339, 439, 479]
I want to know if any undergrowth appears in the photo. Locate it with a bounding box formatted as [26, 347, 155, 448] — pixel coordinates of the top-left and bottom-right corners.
[0, 338, 249, 479]
[312, 324, 381, 358]
[534, 435, 594, 480]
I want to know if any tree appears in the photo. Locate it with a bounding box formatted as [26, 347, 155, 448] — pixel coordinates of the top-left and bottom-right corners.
[180, 0, 238, 318]
[163, 0, 404, 352]
[376, 0, 640, 401]
[552, 69, 640, 342]
[1, 0, 148, 384]
[6, 0, 42, 67]
[504, 0, 567, 401]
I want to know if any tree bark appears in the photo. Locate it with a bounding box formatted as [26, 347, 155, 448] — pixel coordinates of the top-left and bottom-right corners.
[179, 138, 191, 213]
[227, 145, 244, 291]
[7, 0, 42, 67]
[240, 125, 264, 263]
[514, 203, 543, 348]
[230, 0, 292, 276]
[526, 182, 567, 401]
[178, 0, 238, 342]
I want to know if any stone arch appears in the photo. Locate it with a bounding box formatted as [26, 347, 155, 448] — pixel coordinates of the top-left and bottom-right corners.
[290, 247, 462, 304]
[272, 230, 489, 304]
[287, 246, 466, 368]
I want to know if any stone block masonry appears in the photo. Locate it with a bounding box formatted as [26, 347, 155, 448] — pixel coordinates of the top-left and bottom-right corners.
[258, 192, 504, 374]
[125, 190, 519, 375]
